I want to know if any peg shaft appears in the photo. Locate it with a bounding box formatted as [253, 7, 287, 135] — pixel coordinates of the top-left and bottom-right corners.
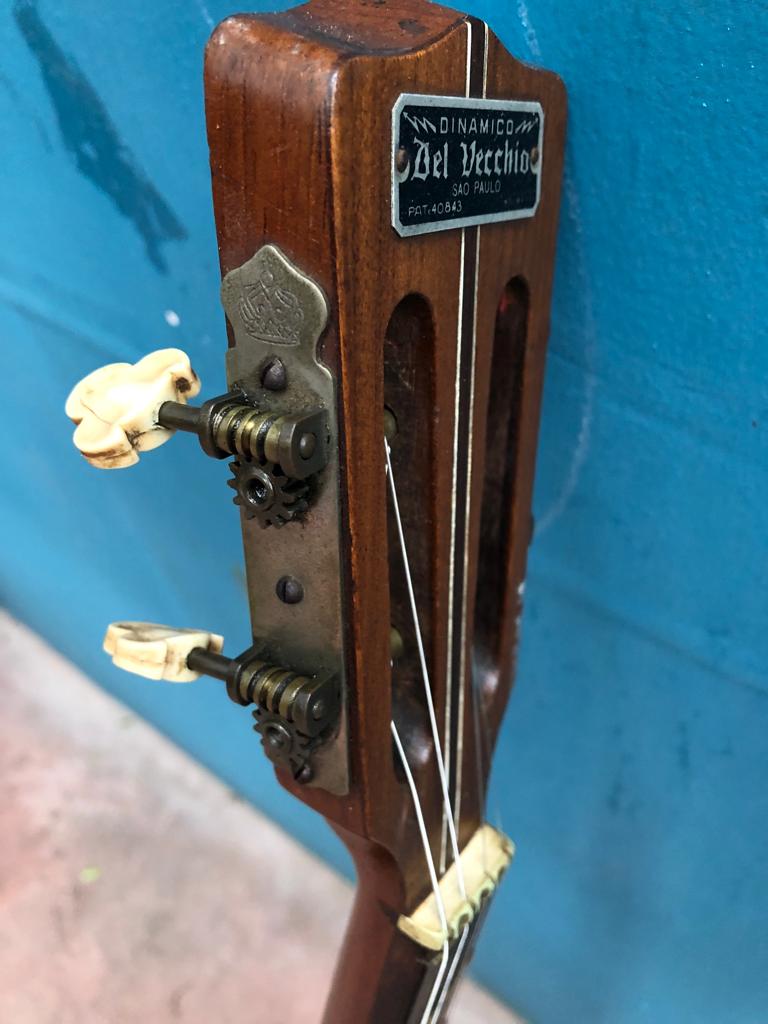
[157, 401, 202, 434]
[185, 646, 233, 681]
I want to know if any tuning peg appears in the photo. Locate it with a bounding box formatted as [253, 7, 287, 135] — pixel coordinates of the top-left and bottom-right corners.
[66, 347, 328, 498]
[103, 620, 340, 779]
[65, 348, 201, 469]
[103, 621, 224, 682]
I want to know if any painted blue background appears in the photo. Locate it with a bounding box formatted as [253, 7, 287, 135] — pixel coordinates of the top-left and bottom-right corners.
[1, 1, 765, 1020]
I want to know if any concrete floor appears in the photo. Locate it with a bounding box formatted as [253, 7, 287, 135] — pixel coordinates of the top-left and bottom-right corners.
[0, 612, 521, 1024]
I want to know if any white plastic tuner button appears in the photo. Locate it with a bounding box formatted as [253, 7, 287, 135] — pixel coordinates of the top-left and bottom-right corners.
[65, 348, 201, 469]
[103, 622, 224, 683]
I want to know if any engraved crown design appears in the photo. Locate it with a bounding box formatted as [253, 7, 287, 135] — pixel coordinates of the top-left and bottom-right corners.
[238, 269, 304, 345]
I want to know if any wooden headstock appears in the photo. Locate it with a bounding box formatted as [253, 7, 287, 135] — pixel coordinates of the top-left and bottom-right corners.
[68, 2, 565, 1020]
[207, 5, 566, 1015]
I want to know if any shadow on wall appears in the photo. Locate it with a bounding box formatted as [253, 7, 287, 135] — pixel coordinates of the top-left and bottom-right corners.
[13, 0, 187, 272]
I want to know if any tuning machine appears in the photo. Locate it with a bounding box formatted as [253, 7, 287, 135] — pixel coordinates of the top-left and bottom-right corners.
[104, 621, 339, 781]
[66, 245, 347, 793]
[65, 347, 328, 528]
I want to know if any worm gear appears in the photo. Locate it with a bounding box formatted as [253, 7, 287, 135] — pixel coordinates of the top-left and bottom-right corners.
[227, 458, 309, 528]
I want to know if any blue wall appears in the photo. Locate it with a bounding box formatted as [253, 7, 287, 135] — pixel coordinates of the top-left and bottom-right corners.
[1, 1, 766, 1020]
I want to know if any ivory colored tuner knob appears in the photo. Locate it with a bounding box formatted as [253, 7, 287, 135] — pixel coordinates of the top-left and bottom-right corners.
[65, 348, 201, 469]
[104, 622, 224, 683]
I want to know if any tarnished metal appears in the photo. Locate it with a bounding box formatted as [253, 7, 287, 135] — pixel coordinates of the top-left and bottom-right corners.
[211, 402, 328, 479]
[157, 396, 328, 480]
[186, 642, 340, 781]
[227, 460, 309, 528]
[219, 245, 348, 795]
[221, 244, 328, 356]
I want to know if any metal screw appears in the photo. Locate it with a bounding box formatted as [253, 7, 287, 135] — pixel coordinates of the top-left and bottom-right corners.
[265, 723, 289, 751]
[311, 699, 326, 721]
[530, 146, 540, 168]
[261, 358, 287, 391]
[298, 432, 316, 459]
[276, 575, 304, 604]
[395, 146, 409, 174]
[295, 764, 314, 784]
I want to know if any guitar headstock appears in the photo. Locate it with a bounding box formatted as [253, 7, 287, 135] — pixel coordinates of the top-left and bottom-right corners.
[67, 2, 565, 1019]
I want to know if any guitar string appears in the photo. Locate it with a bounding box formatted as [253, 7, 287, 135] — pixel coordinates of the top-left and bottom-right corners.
[456, 9, 490, 841]
[390, 721, 451, 1024]
[429, 244, 480, 1019]
[440, 14, 474, 874]
[445, 14, 490, 872]
[385, 439, 467, 902]
[386, 439, 469, 1022]
[441, 222, 465, 874]
[389, 18, 492, 1019]
[430, 924, 470, 1024]
[430, 22, 492, 1021]
[473, 21, 492, 887]
[388, 420, 471, 1023]
[452, 213, 482, 841]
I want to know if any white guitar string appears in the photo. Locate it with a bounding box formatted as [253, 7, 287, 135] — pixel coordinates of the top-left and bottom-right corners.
[391, 19, 492, 1019]
[431, 22, 492, 1019]
[441, 14, 474, 874]
[391, 720, 450, 1024]
[471, 655, 490, 875]
[454, 13, 489, 859]
[441, 222, 464, 874]
[453, 215, 482, 839]
[385, 440, 467, 902]
[430, 923, 470, 1024]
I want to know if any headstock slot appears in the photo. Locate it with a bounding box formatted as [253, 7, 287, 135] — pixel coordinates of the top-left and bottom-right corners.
[384, 293, 437, 772]
[473, 277, 530, 697]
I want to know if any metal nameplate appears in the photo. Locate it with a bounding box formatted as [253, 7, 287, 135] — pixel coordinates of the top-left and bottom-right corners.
[391, 94, 544, 237]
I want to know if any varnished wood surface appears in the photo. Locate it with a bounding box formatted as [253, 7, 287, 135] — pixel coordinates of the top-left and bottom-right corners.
[204, 3, 566, 1019]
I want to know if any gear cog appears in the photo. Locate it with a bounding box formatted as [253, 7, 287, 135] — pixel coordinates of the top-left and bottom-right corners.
[227, 459, 309, 528]
[252, 708, 313, 779]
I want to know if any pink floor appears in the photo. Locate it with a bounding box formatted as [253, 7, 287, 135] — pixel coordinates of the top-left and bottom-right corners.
[0, 613, 520, 1024]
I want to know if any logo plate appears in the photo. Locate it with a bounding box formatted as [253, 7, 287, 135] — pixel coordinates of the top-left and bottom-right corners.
[392, 94, 544, 237]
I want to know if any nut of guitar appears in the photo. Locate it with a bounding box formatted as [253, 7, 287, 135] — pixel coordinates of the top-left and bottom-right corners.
[397, 825, 515, 951]
[65, 348, 200, 469]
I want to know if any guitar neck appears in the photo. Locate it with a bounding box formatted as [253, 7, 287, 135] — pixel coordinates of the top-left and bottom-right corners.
[323, 832, 492, 1024]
